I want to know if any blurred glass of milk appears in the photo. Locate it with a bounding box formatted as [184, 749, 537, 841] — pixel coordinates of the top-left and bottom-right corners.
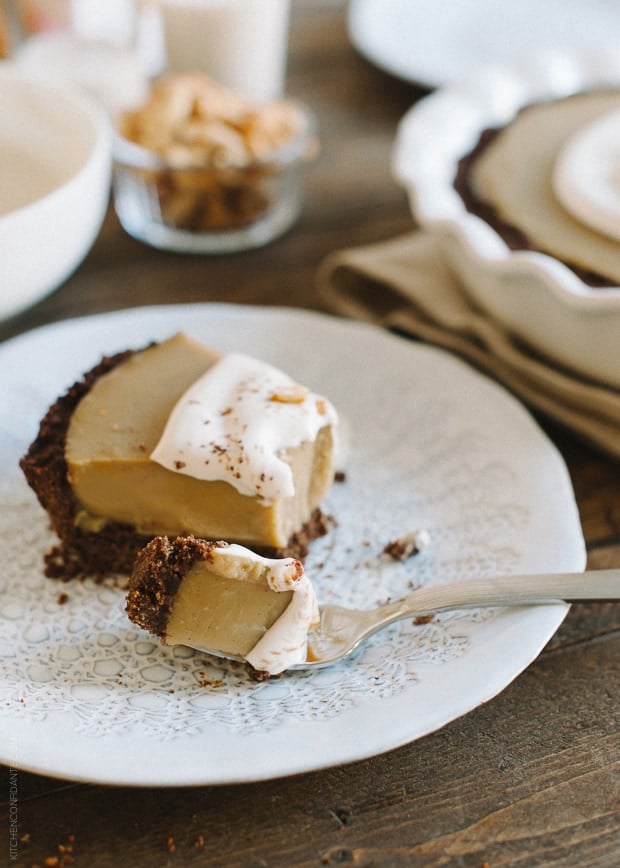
[158, 0, 291, 102]
[70, 0, 137, 47]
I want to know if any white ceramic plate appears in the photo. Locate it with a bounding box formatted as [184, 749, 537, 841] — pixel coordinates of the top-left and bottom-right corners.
[348, 0, 620, 88]
[0, 304, 585, 786]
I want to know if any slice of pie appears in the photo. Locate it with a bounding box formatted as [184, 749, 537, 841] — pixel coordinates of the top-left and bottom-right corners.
[20, 332, 338, 579]
[126, 535, 319, 676]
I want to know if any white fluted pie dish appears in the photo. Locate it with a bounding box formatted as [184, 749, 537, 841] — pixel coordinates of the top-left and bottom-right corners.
[393, 48, 620, 390]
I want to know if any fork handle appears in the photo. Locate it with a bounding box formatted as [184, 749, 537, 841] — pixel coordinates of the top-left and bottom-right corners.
[385, 568, 620, 620]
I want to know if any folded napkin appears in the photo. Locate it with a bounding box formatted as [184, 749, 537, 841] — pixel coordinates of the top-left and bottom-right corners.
[317, 231, 620, 460]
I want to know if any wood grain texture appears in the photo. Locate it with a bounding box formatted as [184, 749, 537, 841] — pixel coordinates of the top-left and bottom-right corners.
[0, 3, 618, 866]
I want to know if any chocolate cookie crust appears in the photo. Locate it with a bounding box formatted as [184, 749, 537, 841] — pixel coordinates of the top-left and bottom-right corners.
[126, 536, 219, 637]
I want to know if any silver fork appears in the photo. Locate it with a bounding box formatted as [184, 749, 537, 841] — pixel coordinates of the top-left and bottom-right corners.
[294, 568, 620, 669]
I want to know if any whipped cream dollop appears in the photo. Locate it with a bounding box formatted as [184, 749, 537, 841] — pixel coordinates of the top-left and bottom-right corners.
[150, 352, 338, 503]
[553, 108, 620, 242]
[208, 543, 319, 676]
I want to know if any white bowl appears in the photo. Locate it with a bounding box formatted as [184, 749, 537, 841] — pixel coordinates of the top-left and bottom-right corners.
[0, 65, 111, 320]
[393, 48, 620, 390]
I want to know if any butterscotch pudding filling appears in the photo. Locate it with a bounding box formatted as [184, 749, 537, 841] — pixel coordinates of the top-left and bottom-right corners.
[457, 91, 620, 284]
[126, 536, 319, 676]
[21, 333, 338, 578]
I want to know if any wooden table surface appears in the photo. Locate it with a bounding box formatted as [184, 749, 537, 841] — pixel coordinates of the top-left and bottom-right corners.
[1, 2, 619, 866]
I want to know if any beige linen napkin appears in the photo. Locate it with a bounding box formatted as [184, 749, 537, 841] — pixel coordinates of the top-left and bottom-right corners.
[317, 231, 620, 460]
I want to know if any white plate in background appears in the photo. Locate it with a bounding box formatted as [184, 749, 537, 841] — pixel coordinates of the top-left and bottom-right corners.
[348, 0, 620, 88]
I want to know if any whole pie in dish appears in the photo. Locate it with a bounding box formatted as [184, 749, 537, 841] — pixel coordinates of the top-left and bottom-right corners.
[20, 332, 338, 579]
[393, 49, 620, 390]
[455, 91, 620, 286]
